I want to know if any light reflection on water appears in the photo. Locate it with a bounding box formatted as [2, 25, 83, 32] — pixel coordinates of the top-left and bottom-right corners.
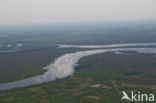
[0, 45, 156, 91]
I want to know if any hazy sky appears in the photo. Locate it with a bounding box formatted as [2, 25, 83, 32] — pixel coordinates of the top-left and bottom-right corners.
[0, 0, 156, 24]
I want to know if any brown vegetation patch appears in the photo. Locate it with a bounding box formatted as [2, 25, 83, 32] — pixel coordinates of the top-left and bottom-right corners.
[80, 78, 92, 87]
[72, 89, 81, 96]
[5, 97, 14, 101]
[40, 99, 49, 103]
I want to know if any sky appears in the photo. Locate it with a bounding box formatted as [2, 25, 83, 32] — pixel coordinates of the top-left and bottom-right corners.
[0, 0, 156, 24]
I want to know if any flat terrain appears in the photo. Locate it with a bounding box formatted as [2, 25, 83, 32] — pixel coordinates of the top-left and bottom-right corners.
[0, 46, 82, 83]
[0, 51, 156, 103]
[0, 23, 156, 103]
